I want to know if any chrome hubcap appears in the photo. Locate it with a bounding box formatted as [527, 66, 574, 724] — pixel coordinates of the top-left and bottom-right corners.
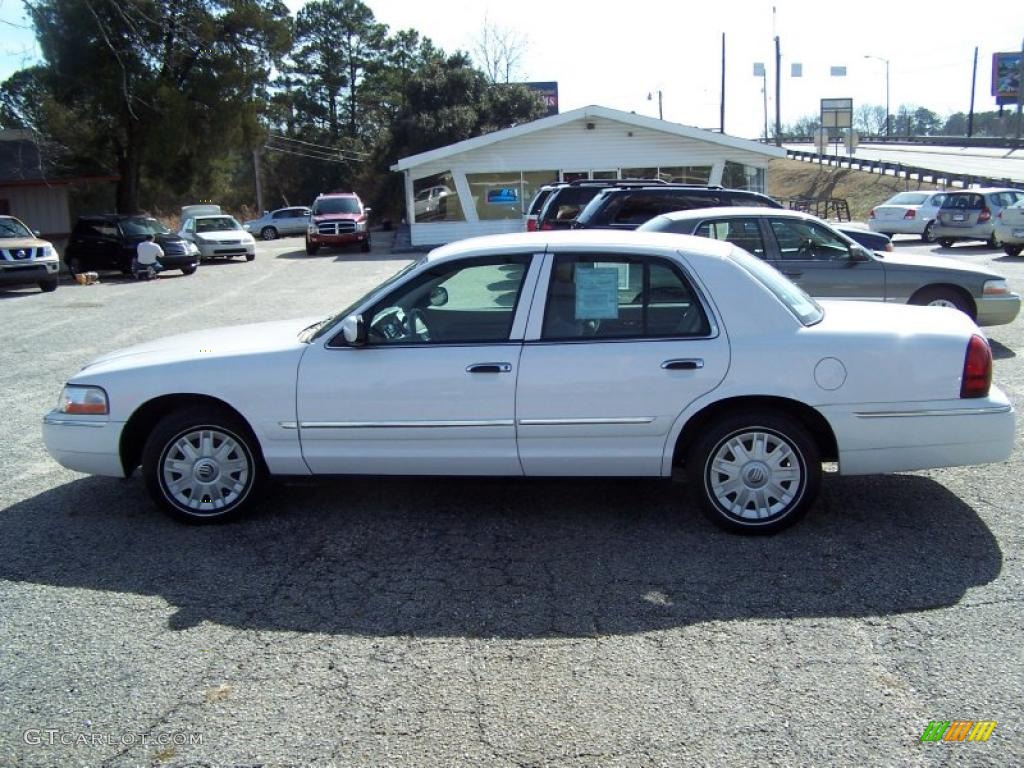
[928, 298, 957, 309]
[161, 428, 250, 514]
[709, 430, 802, 520]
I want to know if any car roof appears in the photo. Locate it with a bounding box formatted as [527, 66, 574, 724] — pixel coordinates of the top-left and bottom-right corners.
[424, 229, 736, 264]
[315, 192, 359, 198]
[651, 206, 813, 222]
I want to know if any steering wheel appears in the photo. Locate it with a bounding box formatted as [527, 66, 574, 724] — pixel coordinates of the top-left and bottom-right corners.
[796, 238, 816, 259]
[406, 307, 434, 342]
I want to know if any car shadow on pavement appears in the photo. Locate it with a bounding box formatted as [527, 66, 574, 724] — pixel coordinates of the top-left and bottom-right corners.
[989, 340, 1016, 359]
[0, 473, 1001, 639]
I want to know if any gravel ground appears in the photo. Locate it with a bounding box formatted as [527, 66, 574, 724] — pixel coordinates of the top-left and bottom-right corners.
[0, 232, 1021, 767]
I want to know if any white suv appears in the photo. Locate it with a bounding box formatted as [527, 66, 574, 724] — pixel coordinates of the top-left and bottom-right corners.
[0, 215, 59, 292]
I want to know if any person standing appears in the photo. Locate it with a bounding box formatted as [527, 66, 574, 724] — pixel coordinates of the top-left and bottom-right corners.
[134, 234, 164, 280]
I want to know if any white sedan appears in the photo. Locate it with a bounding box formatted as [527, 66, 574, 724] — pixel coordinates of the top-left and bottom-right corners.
[178, 214, 256, 261]
[42, 231, 1015, 534]
[867, 190, 948, 242]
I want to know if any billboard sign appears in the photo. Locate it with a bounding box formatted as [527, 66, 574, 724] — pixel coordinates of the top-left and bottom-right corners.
[992, 52, 1022, 105]
[821, 98, 853, 129]
[523, 81, 559, 116]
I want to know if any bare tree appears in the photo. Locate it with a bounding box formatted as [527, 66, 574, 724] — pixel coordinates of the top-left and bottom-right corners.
[473, 15, 527, 83]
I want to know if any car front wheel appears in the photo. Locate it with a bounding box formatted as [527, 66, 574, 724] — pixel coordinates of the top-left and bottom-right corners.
[910, 286, 974, 319]
[687, 410, 820, 534]
[180, 265, 197, 275]
[305, 239, 319, 256]
[39, 278, 58, 292]
[142, 406, 265, 524]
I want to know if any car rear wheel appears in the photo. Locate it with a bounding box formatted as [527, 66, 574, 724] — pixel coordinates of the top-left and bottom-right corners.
[910, 286, 974, 318]
[1004, 244, 1023, 257]
[687, 410, 820, 534]
[938, 238, 955, 249]
[921, 221, 935, 243]
[38, 278, 58, 292]
[142, 406, 265, 524]
[260, 226, 278, 241]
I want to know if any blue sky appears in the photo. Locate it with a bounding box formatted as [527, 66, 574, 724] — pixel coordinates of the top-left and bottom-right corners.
[2, 0, 1023, 139]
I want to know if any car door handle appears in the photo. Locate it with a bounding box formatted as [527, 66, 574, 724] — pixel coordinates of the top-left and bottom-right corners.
[661, 358, 704, 370]
[466, 362, 512, 373]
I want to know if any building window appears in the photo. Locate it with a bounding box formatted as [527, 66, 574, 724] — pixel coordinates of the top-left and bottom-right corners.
[466, 171, 559, 221]
[521, 170, 559, 213]
[620, 166, 711, 184]
[412, 172, 464, 223]
[722, 161, 765, 192]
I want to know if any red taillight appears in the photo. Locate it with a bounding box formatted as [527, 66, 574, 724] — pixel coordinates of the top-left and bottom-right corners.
[869, 208, 876, 219]
[884, 241, 894, 252]
[978, 208, 991, 223]
[904, 209, 916, 219]
[540, 222, 553, 230]
[960, 334, 992, 398]
[526, 219, 537, 232]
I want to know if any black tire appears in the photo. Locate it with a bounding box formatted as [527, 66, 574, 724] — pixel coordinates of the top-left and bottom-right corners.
[910, 286, 974, 318]
[142, 406, 265, 524]
[360, 238, 371, 253]
[66, 256, 82, 276]
[260, 226, 278, 241]
[687, 409, 821, 535]
[921, 221, 935, 243]
[987, 234, 1002, 249]
[38, 278, 58, 292]
[1004, 244, 1023, 257]
[245, 253, 255, 262]
[938, 238, 955, 249]
[180, 265, 197, 275]
[305, 239, 318, 256]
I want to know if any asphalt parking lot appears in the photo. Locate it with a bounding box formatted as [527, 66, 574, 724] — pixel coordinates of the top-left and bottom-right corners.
[1, 231, 1022, 767]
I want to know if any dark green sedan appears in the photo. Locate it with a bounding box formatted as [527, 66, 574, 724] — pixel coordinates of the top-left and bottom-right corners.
[639, 207, 1020, 327]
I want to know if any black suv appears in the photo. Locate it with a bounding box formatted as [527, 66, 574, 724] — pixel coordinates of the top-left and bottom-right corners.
[64, 215, 200, 277]
[535, 179, 669, 231]
[573, 185, 782, 231]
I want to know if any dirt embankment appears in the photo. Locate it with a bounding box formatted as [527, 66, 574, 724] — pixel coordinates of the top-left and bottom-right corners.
[767, 158, 940, 222]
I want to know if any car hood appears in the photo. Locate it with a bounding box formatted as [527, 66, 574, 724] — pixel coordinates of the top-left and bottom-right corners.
[0, 236, 51, 249]
[195, 229, 251, 240]
[878, 250, 1002, 277]
[312, 212, 363, 222]
[75, 317, 319, 377]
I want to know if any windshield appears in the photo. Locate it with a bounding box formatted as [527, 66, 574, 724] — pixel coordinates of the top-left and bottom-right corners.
[305, 258, 423, 342]
[196, 216, 241, 232]
[313, 197, 361, 215]
[727, 247, 823, 326]
[121, 216, 171, 236]
[0, 217, 33, 238]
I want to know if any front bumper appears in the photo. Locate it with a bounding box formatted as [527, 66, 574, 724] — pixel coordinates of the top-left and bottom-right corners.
[0, 260, 59, 285]
[197, 242, 255, 258]
[975, 293, 1022, 326]
[42, 412, 126, 477]
[307, 231, 369, 246]
[159, 253, 200, 269]
[819, 387, 1015, 476]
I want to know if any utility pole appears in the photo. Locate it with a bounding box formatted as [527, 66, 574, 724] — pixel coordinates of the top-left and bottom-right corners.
[253, 148, 264, 213]
[720, 33, 726, 133]
[968, 46, 978, 138]
[774, 35, 782, 146]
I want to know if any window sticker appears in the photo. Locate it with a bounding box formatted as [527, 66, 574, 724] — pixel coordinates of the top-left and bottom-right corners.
[575, 267, 620, 319]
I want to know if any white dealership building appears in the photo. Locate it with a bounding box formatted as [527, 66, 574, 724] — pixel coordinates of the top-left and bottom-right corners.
[391, 104, 785, 247]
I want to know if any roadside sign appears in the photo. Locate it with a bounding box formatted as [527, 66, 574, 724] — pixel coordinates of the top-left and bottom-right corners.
[992, 52, 1022, 105]
[821, 98, 853, 129]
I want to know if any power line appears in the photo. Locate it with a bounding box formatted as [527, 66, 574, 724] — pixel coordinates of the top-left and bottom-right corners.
[268, 133, 369, 156]
[263, 144, 351, 163]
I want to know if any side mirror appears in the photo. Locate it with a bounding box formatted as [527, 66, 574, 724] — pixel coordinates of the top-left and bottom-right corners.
[263, 210, 269, 215]
[32, 229, 40, 237]
[429, 286, 448, 307]
[849, 245, 873, 262]
[364, 207, 373, 216]
[340, 314, 366, 346]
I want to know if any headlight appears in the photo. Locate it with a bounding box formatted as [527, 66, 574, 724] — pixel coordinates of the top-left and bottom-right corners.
[983, 279, 1010, 296]
[58, 385, 109, 415]
[40, 245, 55, 259]
[243, 234, 255, 244]
[188, 242, 200, 255]
[355, 220, 367, 232]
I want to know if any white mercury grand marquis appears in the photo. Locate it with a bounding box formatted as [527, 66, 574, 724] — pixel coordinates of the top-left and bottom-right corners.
[42, 231, 1016, 534]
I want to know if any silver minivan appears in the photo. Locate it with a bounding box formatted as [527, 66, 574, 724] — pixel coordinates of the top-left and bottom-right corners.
[931, 188, 1024, 249]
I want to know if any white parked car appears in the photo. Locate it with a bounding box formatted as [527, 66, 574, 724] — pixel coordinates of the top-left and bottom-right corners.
[42, 231, 1014, 534]
[994, 198, 1024, 257]
[867, 190, 948, 242]
[178, 208, 256, 261]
